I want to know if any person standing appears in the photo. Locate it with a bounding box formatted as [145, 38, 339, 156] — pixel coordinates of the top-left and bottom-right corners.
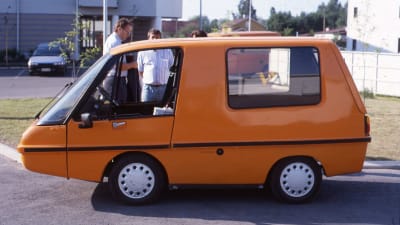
[137, 28, 174, 102]
[191, 29, 208, 37]
[102, 17, 136, 103]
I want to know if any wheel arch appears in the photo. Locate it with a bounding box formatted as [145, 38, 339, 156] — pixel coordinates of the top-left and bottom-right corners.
[265, 155, 324, 185]
[102, 151, 169, 184]
[265, 155, 324, 203]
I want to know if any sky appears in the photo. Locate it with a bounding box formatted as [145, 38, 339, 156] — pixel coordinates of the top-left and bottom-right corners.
[182, 0, 347, 20]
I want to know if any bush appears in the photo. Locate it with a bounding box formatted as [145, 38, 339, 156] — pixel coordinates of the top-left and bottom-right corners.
[0, 48, 27, 63]
[360, 88, 375, 99]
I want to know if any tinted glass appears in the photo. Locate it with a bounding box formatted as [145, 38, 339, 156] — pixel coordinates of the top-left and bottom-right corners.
[227, 47, 321, 108]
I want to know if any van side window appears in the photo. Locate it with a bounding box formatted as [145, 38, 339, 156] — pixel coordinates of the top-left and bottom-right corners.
[227, 47, 321, 108]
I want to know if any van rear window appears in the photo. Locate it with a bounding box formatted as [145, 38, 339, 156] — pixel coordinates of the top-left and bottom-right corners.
[227, 47, 321, 108]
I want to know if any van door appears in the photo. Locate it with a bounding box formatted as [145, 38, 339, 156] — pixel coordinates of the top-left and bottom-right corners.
[65, 49, 179, 182]
[66, 115, 174, 181]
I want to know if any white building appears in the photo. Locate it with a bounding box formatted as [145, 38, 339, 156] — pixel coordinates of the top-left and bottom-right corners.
[346, 0, 400, 53]
[0, 0, 182, 55]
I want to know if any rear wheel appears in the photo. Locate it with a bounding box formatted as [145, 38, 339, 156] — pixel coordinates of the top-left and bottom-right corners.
[109, 154, 166, 205]
[268, 157, 322, 203]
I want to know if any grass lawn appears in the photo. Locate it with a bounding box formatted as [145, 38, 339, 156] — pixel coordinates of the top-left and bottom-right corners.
[364, 96, 400, 160]
[0, 98, 50, 147]
[0, 96, 399, 160]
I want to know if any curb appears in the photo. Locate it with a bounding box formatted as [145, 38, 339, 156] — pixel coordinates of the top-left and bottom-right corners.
[0, 143, 21, 163]
[1, 143, 399, 169]
[363, 161, 400, 170]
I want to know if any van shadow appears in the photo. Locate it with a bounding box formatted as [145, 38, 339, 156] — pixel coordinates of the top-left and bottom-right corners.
[91, 173, 400, 225]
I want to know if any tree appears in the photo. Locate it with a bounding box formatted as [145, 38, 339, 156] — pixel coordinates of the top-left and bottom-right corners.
[176, 23, 198, 37]
[266, 0, 347, 35]
[209, 19, 220, 32]
[335, 2, 347, 28]
[174, 16, 226, 37]
[50, 18, 100, 78]
[267, 7, 295, 36]
[236, 0, 257, 19]
[192, 15, 211, 32]
[298, 12, 323, 34]
[316, 0, 347, 29]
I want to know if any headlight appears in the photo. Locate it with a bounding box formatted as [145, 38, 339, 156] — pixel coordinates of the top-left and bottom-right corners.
[28, 61, 38, 66]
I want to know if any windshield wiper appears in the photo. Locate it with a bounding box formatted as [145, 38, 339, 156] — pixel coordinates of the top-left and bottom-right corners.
[34, 82, 74, 119]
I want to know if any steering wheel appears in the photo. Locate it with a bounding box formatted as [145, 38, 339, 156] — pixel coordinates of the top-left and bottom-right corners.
[96, 86, 120, 107]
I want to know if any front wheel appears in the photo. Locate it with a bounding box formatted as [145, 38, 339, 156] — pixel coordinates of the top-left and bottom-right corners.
[268, 157, 322, 203]
[108, 154, 166, 205]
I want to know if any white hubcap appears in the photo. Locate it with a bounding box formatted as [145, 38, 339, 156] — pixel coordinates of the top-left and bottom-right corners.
[280, 162, 315, 198]
[118, 163, 155, 199]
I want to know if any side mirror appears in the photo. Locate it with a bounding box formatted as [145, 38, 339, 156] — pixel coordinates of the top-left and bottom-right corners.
[79, 113, 93, 129]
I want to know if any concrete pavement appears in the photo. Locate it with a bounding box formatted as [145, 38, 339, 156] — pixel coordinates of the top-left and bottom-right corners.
[0, 143, 21, 163]
[363, 160, 400, 169]
[1, 142, 399, 169]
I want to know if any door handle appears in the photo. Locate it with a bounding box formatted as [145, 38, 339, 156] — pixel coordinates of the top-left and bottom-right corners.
[112, 121, 126, 128]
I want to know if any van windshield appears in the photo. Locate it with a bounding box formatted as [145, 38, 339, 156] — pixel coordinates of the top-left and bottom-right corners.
[37, 54, 112, 125]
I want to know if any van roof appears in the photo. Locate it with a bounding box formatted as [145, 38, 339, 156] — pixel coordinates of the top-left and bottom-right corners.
[110, 37, 335, 55]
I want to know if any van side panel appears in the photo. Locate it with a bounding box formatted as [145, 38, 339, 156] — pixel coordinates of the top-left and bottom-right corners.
[315, 43, 369, 175]
[154, 143, 366, 184]
[168, 41, 368, 183]
[330, 44, 367, 113]
[174, 42, 367, 141]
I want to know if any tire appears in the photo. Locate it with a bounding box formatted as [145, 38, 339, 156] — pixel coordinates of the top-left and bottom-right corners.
[268, 157, 322, 203]
[108, 154, 166, 205]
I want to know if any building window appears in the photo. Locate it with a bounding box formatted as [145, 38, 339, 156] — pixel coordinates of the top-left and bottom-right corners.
[354, 7, 358, 18]
[227, 47, 321, 109]
[81, 16, 111, 49]
[352, 40, 357, 51]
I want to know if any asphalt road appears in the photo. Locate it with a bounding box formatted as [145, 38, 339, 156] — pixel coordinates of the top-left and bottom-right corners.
[0, 68, 79, 99]
[1, 154, 400, 225]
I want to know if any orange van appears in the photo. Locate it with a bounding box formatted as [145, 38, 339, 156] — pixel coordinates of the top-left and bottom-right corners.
[18, 37, 371, 205]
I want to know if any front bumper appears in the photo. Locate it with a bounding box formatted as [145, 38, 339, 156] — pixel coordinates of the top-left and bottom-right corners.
[29, 64, 66, 75]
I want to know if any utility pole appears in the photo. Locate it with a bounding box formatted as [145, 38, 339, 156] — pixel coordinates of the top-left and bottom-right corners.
[73, 0, 79, 78]
[4, 15, 8, 65]
[199, 0, 203, 30]
[103, 0, 108, 47]
[248, 0, 252, 31]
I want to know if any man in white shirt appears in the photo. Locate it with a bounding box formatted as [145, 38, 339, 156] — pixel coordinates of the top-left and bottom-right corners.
[102, 18, 136, 103]
[137, 29, 174, 102]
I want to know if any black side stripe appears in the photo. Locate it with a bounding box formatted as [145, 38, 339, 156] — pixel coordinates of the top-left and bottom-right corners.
[24, 145, 170, 153]
[172, 137, 372, 148]
[23, 137, 370, 153]
[68, 145, 170, 151]
[24, 147, 66, 152]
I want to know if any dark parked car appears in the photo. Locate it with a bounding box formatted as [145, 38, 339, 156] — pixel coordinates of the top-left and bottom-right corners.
[28, 43, 67, 75]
